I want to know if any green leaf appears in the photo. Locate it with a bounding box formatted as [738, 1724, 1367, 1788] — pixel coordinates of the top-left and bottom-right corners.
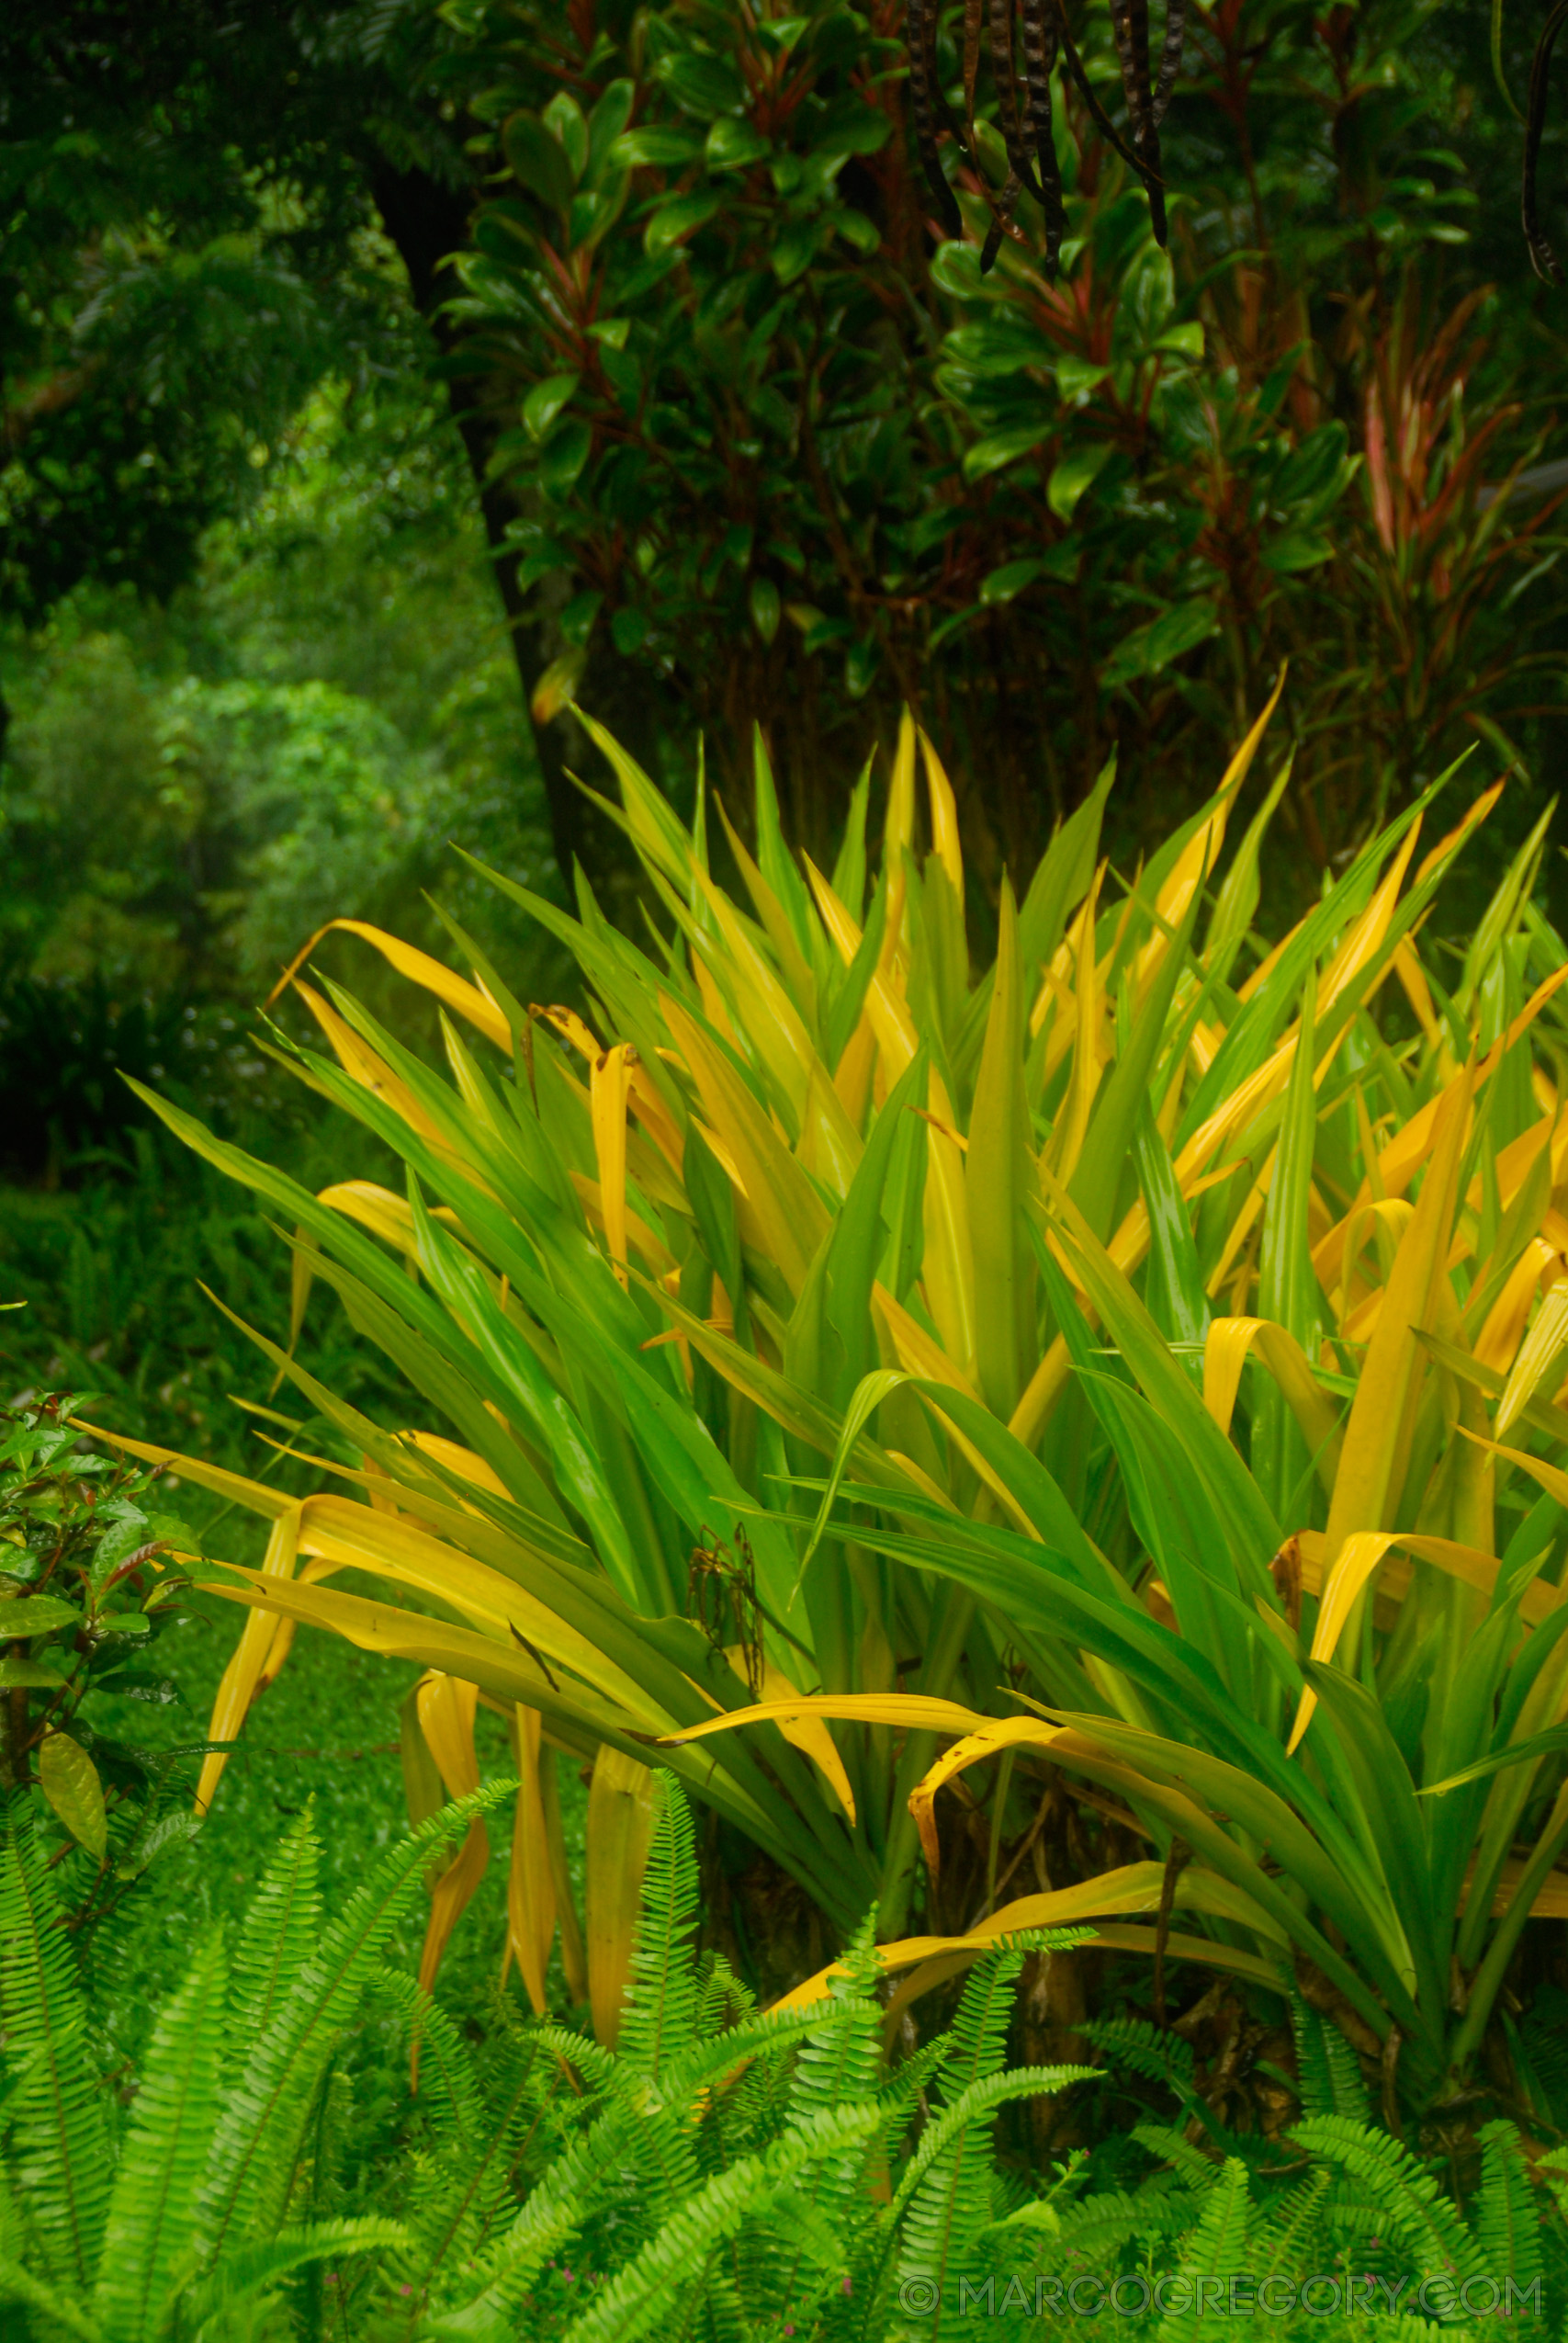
[963, 424, 1048, 483]
[1100, 599, 1220, 689]
[502, 112, 575, 210]
[980, 558, 1046, 604]
[524, 373, 581, 440]
[611, 127, 705, 169]
[1262, 531, 1334, 573]
[543, 91, 588, 182]
[38, 1735, 107, 1861]
[0, 1656, 67, 1690]
[749, 576, 781, 644]
[538, 421, 592, 500]
[771, 220, 818, 284]
[707, 119, 770, 169]
[645, 192, 722, 255]
[1048, 441, 1114, 522]
[0, 1596, 82, 1639]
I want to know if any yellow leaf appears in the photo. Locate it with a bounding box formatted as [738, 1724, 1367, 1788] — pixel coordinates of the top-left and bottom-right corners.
[78, 1424, 296, 1522]
[197, 1502, 301, 1816]
[506, 1705, 557, 2013]
[590, 1045, 635, 1287]
[755, 1658, 857, 1823]
[1473, 1241, 1559, 1375]
[586, 1746, 658, 2048]
[265, 920, 512, 1050]
[885, 709, 917, 877]
[413, 1673, 490, 2014]
[1201, 1317, 1342, 1490]
[38, 1732, 107, 1861]
[660, 992, 829, 1296]
[1324, 1058, 1476, 1557]
[1289, 1527, 1533, 1751]
[919, 726, 963, 898]
[769, 1862, 1286, 2014]
[1497, 1278, 1568, 1438]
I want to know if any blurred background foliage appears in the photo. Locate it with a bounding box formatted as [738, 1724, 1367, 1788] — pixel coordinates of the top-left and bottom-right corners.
[4, 0, 1568, 1448]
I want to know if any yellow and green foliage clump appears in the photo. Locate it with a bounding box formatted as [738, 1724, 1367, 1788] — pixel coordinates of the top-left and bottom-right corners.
[107, 690, 1568, 2107]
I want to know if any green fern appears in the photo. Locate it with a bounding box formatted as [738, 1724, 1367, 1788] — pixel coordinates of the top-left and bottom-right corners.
[197, 1779, 512, 2254]
[0, 1803, 111, 2294]
[0, 1789, 504, 2340]
[1287, 2113, 1482, 2284]
[1472, 2118, 1543, 2300]
[228, 1803, 322, 2063]
[90, 1929, 230, 2343]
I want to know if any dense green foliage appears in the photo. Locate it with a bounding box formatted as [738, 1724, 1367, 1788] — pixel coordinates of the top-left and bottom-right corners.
[441, 0, 1568, 866]
[5, 1778, 1564, 2341]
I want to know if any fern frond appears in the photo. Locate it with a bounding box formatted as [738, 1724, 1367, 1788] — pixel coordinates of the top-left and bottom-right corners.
[1161, 2157, 1253, 2342]
[554, 2101, 885, 2343]
[1082, 2015, 1198, 2100]
[1131, 2122, 1224, 2184]
[1288, 1993, 1369, 2121]
[891, 2066, 1097, 2237]
[1472, 2121, 1542, 2292]
[0, 2248, 101, 2338]
[400, 2035, 549, 2305]
[177, 2214, 410, 2331]
[1289, 2116, 1481, 2281]
[0, 1808, 112, 2294]
[983, 2180, 1200, 2258]
[695, 1951, 754, 2039]
[784, 1916, 881, 2129]
[91, 1928, 229, 2343]
[228, 1805, 321, 2067]
[422, 2102, 646, 2334]
[616, 1783, 700, 2088]
[1253, 2168, 1330, 2281]
[374, 1970, 486, 2145]
[197, 1783, 513, 2258]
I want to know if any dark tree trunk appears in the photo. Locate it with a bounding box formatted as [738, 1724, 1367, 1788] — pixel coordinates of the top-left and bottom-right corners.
[367, 158, 666, 901]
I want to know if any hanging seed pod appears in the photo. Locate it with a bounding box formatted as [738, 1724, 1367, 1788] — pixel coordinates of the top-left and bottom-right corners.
[979, 170, 1026, 271]
[908, 0, 964, 238]
[1524, 0, 1568, 284]
[1021, 0, 1068, 274]
[964, 0, 987, 141]
[1052, 0, 1167, 243]
[1108, 0, 1167, 241]
[991, 0, 1044, 199]
[1152, 0, 1186, 125]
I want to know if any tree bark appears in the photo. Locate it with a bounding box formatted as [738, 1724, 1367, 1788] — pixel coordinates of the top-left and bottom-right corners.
[367, 158, 661, 900]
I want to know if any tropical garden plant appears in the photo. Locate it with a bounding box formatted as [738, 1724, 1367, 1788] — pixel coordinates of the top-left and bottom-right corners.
[0, 1389, 226, 1907]
[0, 1783, 509, 2340]
[12, 1775, 1561, 2340]
[88, 685, 1568, 2122]
[434, 0, 1568, 871]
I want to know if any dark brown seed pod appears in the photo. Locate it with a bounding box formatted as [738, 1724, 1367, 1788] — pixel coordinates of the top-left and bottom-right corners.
[1110, 0, 1167, 242]
[908, 0, 964, 239]
[980, 170, 1025, 271]
[1021, 0, 1067, 275]
[964, 0, 987, 142]
[1152, 0, 1186, 126]
[1524, 0, 1568, 284]
[991, 0, 1045, 202]
[1053, 0, 1168, 244]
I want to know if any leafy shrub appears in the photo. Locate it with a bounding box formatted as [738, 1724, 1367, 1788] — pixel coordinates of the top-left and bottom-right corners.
[107, 692, 1568, 2115]
[0, 1786, 502, 2340]
[0, 1390, 220, 1897]
[434, 0, 1568, 865]
[4, 1776, 1562, 2342]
